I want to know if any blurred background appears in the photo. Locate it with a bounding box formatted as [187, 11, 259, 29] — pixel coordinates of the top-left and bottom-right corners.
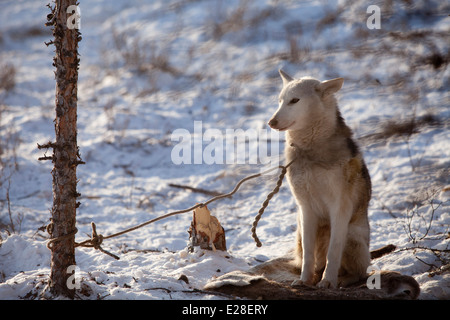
[0, 0, 448, 299]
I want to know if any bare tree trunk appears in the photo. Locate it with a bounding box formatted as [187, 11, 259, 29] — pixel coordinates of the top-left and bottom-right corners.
[43, 0, 82, 298]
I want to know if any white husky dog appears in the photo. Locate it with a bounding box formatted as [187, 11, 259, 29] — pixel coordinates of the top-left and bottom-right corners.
[268, 70, 372, 289]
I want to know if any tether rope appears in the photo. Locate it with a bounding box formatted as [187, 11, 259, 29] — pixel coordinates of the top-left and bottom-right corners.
[46, 155, 296, 259]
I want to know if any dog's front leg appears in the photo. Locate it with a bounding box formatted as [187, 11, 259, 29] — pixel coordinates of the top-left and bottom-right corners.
[292, 209, 318, 286]
[318, 213, 349, 288]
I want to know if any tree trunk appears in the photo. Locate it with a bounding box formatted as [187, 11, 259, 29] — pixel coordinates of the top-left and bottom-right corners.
[44, 0, 82, 298]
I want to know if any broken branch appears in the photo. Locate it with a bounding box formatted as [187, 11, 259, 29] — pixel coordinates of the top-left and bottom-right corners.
[169, 183, 228, 198]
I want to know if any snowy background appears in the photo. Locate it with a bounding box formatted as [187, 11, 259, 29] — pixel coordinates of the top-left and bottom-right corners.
[0, 0, 449, 299]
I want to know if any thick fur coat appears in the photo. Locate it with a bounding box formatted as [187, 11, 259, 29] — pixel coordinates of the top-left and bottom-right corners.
[268, 70, 372, 288]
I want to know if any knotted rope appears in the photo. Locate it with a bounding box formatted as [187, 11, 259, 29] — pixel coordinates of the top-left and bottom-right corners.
[251, 158, 295, 247]
[46, 155, 296, 259]
[47, 221, 118, 259]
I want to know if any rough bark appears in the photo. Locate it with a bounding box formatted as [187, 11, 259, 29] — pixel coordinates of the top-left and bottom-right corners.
[44, 0, 82, 298]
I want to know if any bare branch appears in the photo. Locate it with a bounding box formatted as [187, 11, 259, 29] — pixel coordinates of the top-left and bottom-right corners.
[168, 183, 227, 198]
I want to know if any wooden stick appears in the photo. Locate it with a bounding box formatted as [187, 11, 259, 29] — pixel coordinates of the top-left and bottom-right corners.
[168, 184, 227, 198]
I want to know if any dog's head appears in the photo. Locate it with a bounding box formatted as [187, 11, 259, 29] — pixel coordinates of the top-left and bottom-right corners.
[268, 69, 343, 132]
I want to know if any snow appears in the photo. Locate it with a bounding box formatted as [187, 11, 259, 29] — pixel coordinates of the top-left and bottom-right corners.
[0, 0, 449, 300]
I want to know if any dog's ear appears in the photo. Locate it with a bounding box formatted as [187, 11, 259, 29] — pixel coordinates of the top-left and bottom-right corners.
[317, 78, 344, 97]
[279, 69, 294, 86]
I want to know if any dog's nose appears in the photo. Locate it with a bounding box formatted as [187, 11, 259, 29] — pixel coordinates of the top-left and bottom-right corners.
[268, 118, 278, 128]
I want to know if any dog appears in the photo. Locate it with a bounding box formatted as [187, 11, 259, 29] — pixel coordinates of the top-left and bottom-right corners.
[268, 70, 372, 289]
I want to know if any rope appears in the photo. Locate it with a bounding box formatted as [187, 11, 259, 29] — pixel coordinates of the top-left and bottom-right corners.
[75, 222, 119, 260]
[251, 158, 296, 247]
[46, 226, 78, 250]
[46, 222, 119, 259]
[45, 156, 297, 259]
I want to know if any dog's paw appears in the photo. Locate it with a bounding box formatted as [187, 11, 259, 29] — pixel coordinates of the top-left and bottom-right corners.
[291, 279, 304, 287]
[292, 277, 315, 287]
[338, 274, 360, 288]
[317, 279, 336, 289]
[291, 279, 314, 287]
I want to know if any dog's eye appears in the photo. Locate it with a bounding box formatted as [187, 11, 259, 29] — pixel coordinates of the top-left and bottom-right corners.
[289, 98, 300, 104]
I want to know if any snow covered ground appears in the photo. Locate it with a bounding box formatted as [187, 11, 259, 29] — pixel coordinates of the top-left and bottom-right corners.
[0, 0, 449, 300]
